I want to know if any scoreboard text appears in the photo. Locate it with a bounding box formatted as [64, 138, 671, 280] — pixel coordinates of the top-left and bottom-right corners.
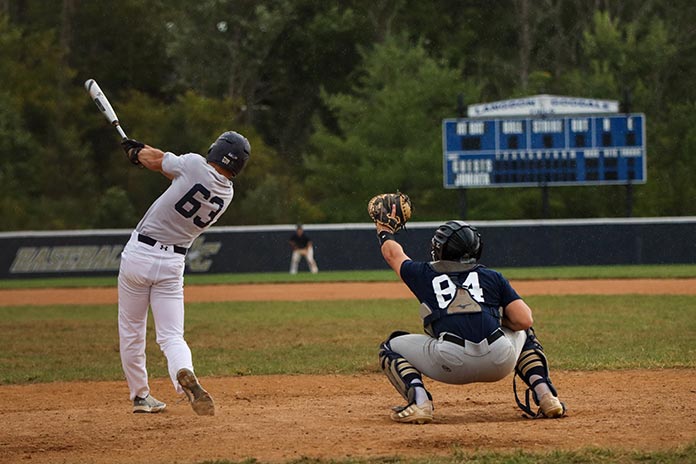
[442, 114, 646, 188]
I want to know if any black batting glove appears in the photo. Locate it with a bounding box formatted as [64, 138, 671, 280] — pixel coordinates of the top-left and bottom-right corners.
[121, 138, 145, 165]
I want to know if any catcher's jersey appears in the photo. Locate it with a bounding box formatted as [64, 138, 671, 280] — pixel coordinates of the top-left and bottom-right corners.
[135, 153, 234, 247]
[399, 261, 521, 343]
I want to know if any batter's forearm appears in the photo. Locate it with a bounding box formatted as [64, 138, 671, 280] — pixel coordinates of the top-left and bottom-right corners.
[137, 147, 168, 176]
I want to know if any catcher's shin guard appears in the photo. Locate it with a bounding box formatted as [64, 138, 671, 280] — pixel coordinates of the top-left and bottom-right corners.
[379, 331, 424, 403]
[513, 327, 566, 418]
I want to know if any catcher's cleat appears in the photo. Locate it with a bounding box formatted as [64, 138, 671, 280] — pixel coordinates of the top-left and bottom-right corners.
[538, 392, 566, 418]
[390, 400, 434, 424]
[177, 368, 215, 416]
[133, 394, 166, 413]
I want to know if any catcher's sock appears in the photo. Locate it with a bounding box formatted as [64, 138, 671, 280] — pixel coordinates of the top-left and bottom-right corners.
[410, 380, 429, 406]
[530, 374, 552, 399]
[414, 387, 429, 406]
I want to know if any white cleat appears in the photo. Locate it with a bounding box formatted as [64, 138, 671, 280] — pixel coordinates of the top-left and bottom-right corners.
[133, 394, 166, 413]
[538, 392, 566, 418]
[177, 368, 215, 416]
[390, 400, 434, 424]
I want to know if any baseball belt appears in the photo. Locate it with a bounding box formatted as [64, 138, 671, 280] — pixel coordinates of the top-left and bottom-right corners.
[138, 234, 188, 256]
[442, 328, 504, 347]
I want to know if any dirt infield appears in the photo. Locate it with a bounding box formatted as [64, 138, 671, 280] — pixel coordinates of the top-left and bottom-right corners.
[2, 278, 696, 306]
[2, 370, 694, 463]
[1, 281, 695, 463]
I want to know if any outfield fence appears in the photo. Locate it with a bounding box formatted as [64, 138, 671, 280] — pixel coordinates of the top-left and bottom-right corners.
[1, 217, 694, 278]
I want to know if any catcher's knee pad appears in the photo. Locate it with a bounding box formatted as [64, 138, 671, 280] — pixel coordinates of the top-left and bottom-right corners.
[379, 332, 422, 403]
[513, 328, 559, 416]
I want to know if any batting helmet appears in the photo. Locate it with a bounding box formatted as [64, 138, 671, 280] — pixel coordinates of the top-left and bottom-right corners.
[206, 131, 250, 177]
[431, 220, 483, 263]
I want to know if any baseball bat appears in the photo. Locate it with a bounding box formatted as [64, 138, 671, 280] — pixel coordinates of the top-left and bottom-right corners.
[84, 79, 128, 140]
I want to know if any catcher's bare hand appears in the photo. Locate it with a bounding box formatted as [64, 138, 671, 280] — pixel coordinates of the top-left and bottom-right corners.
[367, 191, 412, 234]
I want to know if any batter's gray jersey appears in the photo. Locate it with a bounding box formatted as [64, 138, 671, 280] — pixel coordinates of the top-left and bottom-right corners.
[135, 152, 234, 247]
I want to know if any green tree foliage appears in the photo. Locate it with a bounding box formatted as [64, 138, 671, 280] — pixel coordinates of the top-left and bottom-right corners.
[93, 186, 139, 228]
[0, 16, 96, 230]
[1, 1, 695, 230]
[643, 101, 696, 215]
[548, 9, 682, 218]
[304, 36, 480, 221]
[164, 0, 293, 104]
[66, 0, 172, 97]
[253, 2, 371, 161]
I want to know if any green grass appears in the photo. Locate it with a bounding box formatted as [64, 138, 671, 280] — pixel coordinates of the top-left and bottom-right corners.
[526, 294, 696, 370]
[1, 295, 694, 385]
[0, 270, 398, 289]
[497, 263, 696, 280]
[2, 291, 694, 464]
[200, 442, 696, 464]
[1, 264, 696, 289]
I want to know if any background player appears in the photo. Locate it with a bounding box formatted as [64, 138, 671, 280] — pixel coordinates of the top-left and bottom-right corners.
[373, 217, 566, 424]
[288, 224, 318, 274]
[118, 131, 250, 415]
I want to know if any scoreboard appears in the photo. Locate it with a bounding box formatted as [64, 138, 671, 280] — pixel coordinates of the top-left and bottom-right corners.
[442, 113, 646, 188]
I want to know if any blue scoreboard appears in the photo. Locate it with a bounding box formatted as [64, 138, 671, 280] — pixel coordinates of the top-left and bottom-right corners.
[442, 113, 646, 188]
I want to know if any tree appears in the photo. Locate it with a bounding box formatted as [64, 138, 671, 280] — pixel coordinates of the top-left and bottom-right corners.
[549, 9, 680, 218]
[304, 35, 480, 222]
[164, 1, 294, 121]
[2, 1, 696, 230]
[0, 15, 97, 230]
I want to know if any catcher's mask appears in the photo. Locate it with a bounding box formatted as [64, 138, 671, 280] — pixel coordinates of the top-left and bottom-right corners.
[431, 220, 483, 263]
[207, 131, 250, 177]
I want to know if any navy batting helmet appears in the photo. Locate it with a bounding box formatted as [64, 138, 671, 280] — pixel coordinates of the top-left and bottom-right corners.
[206, 131, 250, 177]
[431, 220, 483, 263]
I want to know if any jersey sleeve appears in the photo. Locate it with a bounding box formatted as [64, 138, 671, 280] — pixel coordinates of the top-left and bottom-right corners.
[399, 260, 429, 298]
[494, 270, 522, 307]
[161, 152, 196, 178]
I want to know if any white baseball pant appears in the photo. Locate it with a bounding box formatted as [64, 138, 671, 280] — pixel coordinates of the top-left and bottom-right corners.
[118, 232, 194, 400]
[290, 246, 318, 274]
[388, 327, 527, 384]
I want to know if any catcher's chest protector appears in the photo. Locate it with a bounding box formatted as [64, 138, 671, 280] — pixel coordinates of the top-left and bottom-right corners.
[406, 263, 513, 331]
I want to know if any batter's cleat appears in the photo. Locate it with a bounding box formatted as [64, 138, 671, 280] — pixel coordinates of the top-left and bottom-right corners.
[176, 368, 215, 416]
[538, 392, 566, 418]
[390, 400, 434, 424]
[133, 394, 166, 413]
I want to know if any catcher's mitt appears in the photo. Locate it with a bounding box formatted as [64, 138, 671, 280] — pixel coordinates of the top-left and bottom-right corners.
[367, 191, 412, 233]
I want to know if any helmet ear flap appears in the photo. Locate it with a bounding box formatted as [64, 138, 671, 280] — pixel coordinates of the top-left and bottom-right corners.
[430, 224, 453, 261]
[430, 237, 441, 261]
[474, 238, 483, 261]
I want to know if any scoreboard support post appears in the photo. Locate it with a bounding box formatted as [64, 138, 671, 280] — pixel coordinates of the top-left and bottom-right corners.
[458, 188, 468, 219]
[541, 184, 549, 219]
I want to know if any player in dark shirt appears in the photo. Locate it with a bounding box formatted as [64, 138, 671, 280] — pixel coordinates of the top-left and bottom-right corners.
[376, 220, 566, 423]
[289, 224, 318, 274]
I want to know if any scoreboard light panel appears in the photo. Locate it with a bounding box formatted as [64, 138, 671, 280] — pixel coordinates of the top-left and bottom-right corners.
[442, 114, 646, 188]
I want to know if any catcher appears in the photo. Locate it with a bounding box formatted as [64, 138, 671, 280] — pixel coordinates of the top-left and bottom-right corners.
[367, 192, 567, 424]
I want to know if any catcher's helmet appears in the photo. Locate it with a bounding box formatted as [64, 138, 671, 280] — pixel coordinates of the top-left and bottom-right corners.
[206, 131, 250, 177]
[431, 220, 483, 263]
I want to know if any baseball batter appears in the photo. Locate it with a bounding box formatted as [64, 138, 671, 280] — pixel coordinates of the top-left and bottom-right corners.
[370, 203, 566, 423]
[118, 131, 250, 415]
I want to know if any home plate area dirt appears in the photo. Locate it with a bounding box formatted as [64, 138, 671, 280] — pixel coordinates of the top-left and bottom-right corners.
[0, 281, 695, 463]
